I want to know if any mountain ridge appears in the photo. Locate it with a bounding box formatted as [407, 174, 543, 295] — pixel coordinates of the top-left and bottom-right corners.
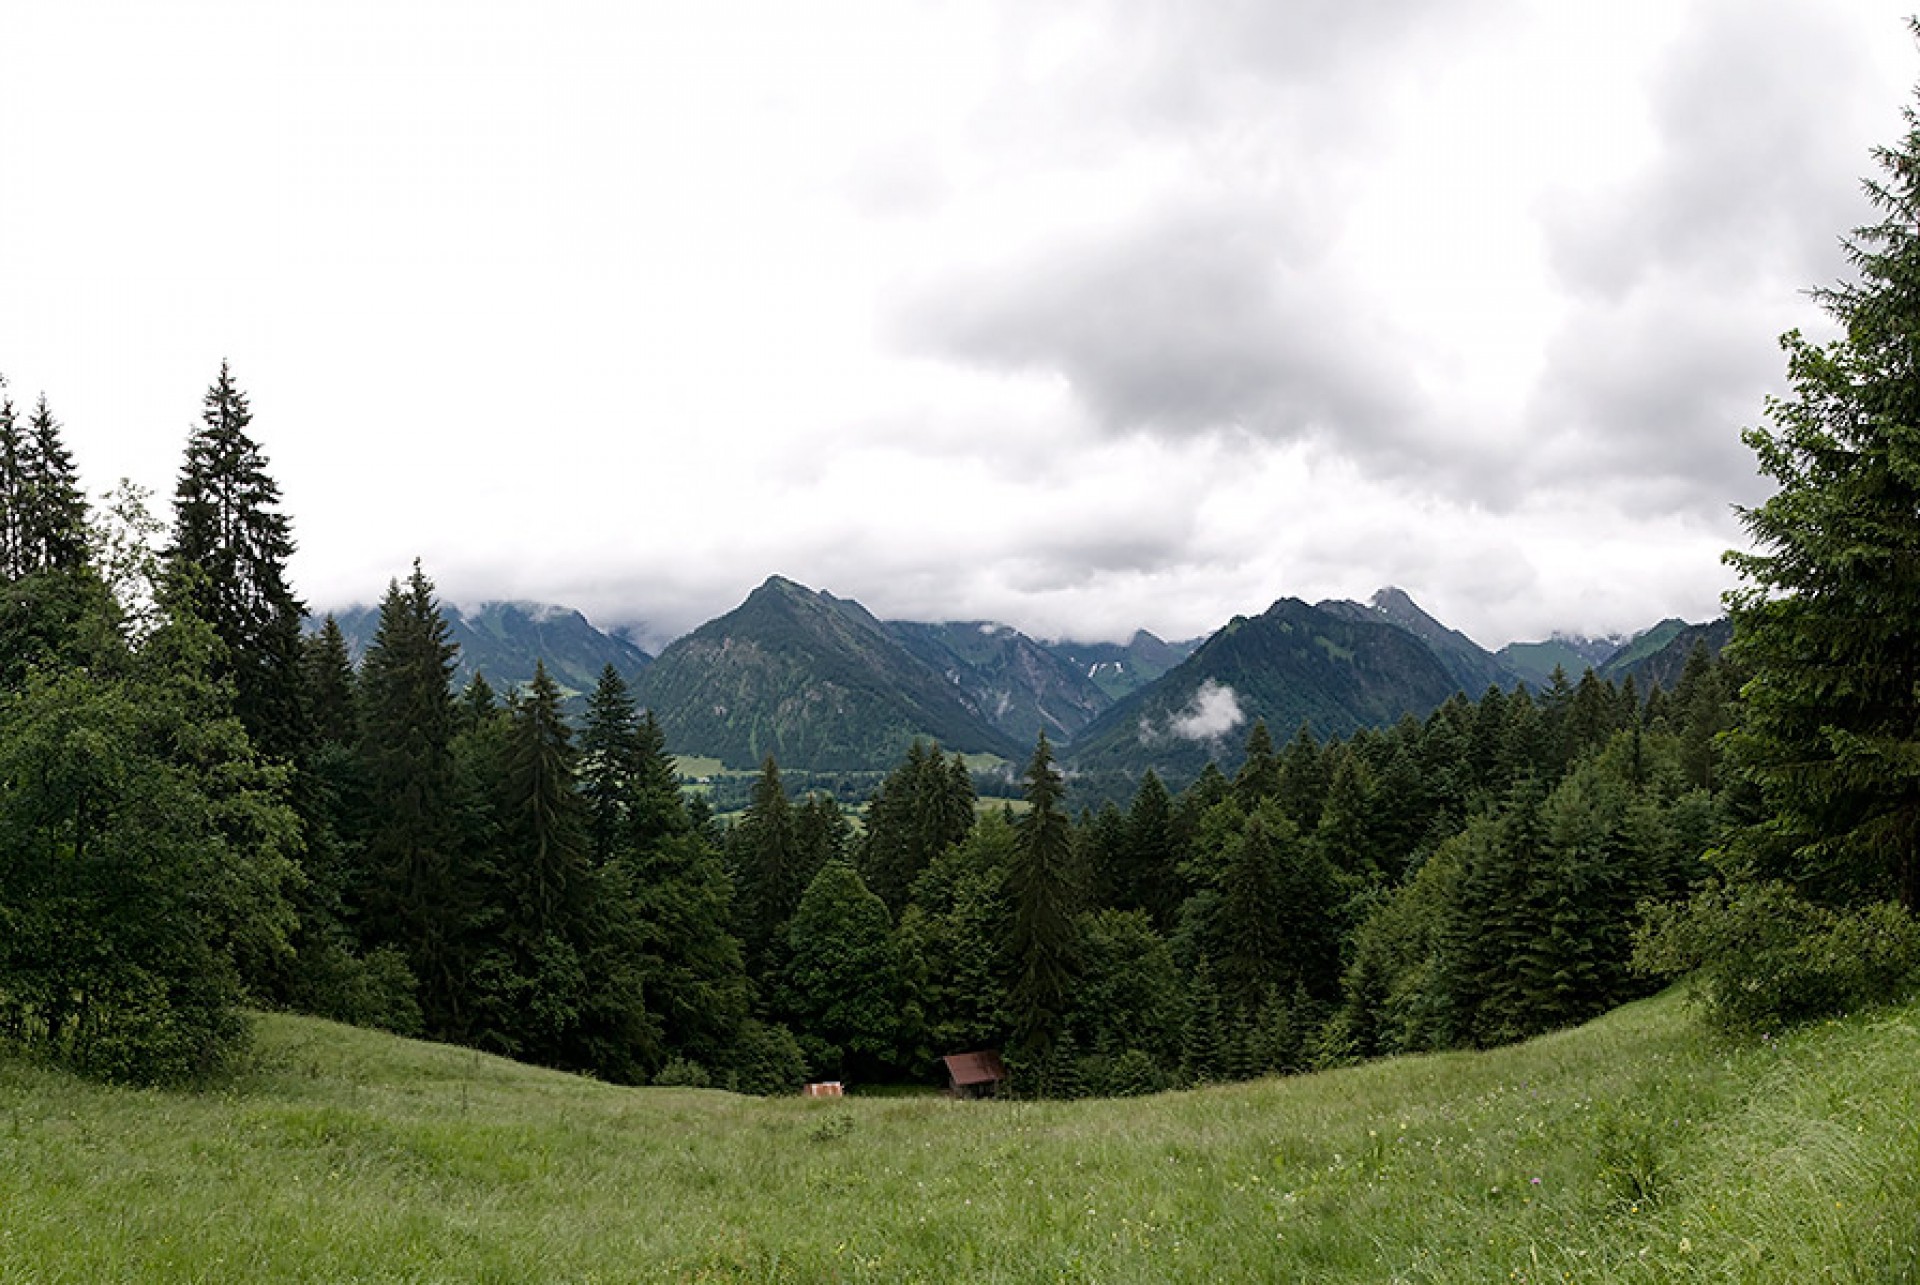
[313, 580, 1727, 775]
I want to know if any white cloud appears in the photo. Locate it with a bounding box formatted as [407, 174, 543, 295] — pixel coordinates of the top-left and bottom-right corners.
[1167, 680, 1247, 742]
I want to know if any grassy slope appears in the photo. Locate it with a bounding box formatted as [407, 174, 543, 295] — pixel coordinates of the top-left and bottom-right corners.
[3, 991, 1917, 1282]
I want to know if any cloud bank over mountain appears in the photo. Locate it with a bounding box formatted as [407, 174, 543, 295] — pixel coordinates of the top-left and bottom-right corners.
[1, 1, 1908, 652]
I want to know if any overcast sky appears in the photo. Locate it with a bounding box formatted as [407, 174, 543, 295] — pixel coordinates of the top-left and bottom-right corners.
[2, 2, 1911, 652]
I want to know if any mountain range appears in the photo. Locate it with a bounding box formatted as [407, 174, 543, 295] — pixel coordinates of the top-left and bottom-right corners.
[312, 580, 1725, 779]
[323, 600, 653, 701]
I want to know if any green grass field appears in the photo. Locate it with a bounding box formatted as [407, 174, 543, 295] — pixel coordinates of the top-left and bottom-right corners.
[3, 990, 1917, 1282]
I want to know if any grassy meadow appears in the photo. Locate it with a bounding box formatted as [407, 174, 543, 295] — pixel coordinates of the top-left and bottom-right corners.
[2, 989, 1917, 1282]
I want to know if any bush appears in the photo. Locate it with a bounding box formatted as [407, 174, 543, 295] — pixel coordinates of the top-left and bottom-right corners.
[63, 969, 250, 1087]
[723, 1020, 809, 1096]
[652, 1056, 712, 1089]
[1633, 879, 1920, 1032]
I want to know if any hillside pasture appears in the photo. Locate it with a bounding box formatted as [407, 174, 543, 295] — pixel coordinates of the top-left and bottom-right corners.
[1, 991, 1916, 1281]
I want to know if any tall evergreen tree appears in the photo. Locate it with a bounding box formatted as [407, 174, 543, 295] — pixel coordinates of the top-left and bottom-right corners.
[1725, 67, 1920, 911]
[1006, 733, 1079, 1066]
[579, 664, 645, 867]
[1232, 720, 1281, 808]
[1276, 722, 1329, 833]
[619, 719, 749, 1073]
[859, 741, 974, 912]
[629, 710, 689, 849]
[0, 385, 100, 687]
[300, 616, 358, 748]
[14, 394, 87, 577]
[167, 363, 306, 762]
[497, 661, 588, 946]
[0, 379, 19, 579]
[729, 756, 799, 973]
[356, 562, 468, 1034]
[1116, 769, 1183, 928]
[792, 792, 852, 890]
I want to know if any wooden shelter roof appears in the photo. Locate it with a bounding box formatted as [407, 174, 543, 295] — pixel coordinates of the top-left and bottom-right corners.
[941, 1050, 1008, 1087]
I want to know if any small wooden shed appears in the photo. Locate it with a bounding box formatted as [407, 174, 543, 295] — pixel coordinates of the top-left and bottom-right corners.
[941, 1050, 1008, 1099]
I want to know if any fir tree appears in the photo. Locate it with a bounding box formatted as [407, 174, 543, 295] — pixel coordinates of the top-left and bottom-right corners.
[0, 385, 101, 687]
[729, 756, 798, 973]
[300, 616, 358, 748]
[859, 741, 974, 912]
[1232, 719, 1281, 808]
[167, 363, 306, 762]
[579, 665, 644, 867]
[0, 380, 19, 579]
[1119, 769, 1183, 928]
[497, 661, 588, 945]
[629, 711, 690, 849]
[1006, 732, 1079, 1064]
[1314, 747, 1376, 878]
[355, 562, 468, 1034]
[1180, 958, 1226, 1084]
[792, 792, 851, 893]
[14, 394, 87, 576]
[1276, 722, 1329, 832]
[1725, 64, 1920, 910]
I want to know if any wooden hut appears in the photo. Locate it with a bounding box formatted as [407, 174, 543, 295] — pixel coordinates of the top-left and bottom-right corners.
[940, 1050, 1008, 1099]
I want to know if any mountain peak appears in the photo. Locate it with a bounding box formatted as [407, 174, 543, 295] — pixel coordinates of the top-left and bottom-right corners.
[754, 573, 812, 598]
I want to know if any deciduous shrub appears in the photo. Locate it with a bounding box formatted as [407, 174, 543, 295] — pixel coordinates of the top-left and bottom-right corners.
[1633, 879, 1920, 1032]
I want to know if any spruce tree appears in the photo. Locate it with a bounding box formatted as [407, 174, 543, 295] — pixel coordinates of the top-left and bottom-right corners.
[580, 664, 645, 867]
[1006, 732, 1079, 1065]
[1314, 747, 1376, 879]
[300, 616, 358, 748]
[792, 792, 851, 892]
[1275, 722, 1329, 832]
[1211, 805, 1290, 1017]
[859, 741, 974, 912]
[629, 710, 689, 849]
[355, 562, 468, 1034]
[729, 756, 798, 973]
[1725, 65, 1920, 911]
[1232, 719, 1281, 808]
[0, 385, 100, 687]
[620, 722, 749, 1074]
[0, 380, 19, 578]
[498, 661, 588, 945]
[16, 395, 87, 576]
[1180, 958, 1226, 1084]
[167, 363, 306, 762]
[1118, 769, 1183, 928]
